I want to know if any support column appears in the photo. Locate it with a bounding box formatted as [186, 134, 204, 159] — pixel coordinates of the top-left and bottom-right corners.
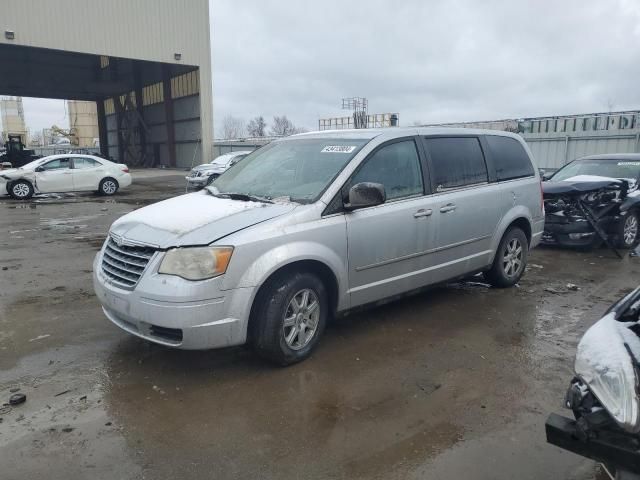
[96, 99, 109, 158]
[162, 66, 177, 168]
[112, 95, 125, 163]
[133, 64, 148, 166]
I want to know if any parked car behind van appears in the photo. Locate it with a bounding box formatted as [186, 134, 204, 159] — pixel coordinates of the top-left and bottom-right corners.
[94, 128, 544, 365]
[185, 151, 252, 189]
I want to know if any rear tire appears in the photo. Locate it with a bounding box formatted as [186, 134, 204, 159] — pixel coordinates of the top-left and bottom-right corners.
[99, 177, 119, 196]
[484, 227, 529, 288]
[614, 210, 639, 249]
[251, 271, 328, 366]
[8, 180, 34, 200]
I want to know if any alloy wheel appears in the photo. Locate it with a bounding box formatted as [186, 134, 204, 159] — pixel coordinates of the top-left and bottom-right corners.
[13, 183, 30, 198]
[502, 238, 523, 277]
[103, 180, 117, 194]
[282, 288, 320, 350]
[624, 215, 638, 246]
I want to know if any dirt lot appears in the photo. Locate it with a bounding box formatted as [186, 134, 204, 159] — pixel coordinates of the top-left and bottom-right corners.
[1, 170, 639, 480]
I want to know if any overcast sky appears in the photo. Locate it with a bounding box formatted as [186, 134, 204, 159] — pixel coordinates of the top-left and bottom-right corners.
[19, 0, 640, 136]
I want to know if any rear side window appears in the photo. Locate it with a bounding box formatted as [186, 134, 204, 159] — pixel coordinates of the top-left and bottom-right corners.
[73, 158, 99, 169]
[424, 137, 487, 190]
[486, 136, 535, 181]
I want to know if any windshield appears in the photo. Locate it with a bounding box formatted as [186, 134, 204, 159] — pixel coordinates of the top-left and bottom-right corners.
[212, 138, 369, 203]
[552, 159, 640, 181]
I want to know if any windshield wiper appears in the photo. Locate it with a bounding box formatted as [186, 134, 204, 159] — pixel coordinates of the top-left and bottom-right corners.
[206, 189, 273, 204]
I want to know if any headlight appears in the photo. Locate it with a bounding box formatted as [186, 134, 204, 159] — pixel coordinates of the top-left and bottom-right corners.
[575, 312, 640, 432]
[158, 246, 233, 280]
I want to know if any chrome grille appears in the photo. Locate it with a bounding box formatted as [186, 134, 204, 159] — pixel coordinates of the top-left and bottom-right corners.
[101, 237, 156, 288]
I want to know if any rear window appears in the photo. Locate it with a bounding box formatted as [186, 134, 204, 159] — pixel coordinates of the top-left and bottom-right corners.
[486, 135, 535, 181]
[424, 137, 488, 190]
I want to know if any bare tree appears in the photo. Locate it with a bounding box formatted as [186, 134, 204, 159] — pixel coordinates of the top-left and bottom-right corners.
[269, 115, 303, 136]
[222, 115, 246, 139]
[247, 116, 267, 137]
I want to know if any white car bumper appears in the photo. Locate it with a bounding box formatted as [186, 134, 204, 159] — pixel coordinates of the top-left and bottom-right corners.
[92, 245, 254, 350]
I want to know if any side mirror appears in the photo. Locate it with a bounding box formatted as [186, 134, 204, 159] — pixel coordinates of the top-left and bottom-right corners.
[35, 166, 44, 172]
[344, 182, 386, 210]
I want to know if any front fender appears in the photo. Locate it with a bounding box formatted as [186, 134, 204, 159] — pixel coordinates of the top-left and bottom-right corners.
[620, 195, 640, 213]
[231, 241, 349, 311]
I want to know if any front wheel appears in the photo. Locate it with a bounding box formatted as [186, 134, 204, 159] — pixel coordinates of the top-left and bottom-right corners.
[99, 177, 119, 196]
[251, 271, 328, 366]
[8, 180, 34, 200]
[614, 211, 639, 249]
[484, 227, 529, 288]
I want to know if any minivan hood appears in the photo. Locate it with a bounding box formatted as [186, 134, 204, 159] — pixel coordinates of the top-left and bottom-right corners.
[110, 191, 296, 248]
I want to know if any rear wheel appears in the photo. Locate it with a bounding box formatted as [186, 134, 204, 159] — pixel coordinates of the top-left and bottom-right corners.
[251, 271, 328, 366]
[8, 180, 34, 200]
[484, 227, 528, 288]
[99, 177, 119, 196]
[614, 211, 639, 249]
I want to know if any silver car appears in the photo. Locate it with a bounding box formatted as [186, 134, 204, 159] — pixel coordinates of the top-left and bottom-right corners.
[185, 151, 252, 188]
[94, 128, 544, 365]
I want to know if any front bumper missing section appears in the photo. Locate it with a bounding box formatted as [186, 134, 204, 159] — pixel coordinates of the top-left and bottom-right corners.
[545, 413, 640, 474]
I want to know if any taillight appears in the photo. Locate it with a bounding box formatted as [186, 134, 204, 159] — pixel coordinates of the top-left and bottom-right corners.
[121, 165, 129, 173]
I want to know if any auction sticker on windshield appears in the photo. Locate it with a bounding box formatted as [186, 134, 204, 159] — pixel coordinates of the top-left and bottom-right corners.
[321, 145, 357, 153]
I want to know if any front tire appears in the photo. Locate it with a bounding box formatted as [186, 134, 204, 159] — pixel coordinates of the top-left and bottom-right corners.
[8, 180, 34, 200]
[251, 271, 328, 366]
[484, 227, 529, 288]
[205, 174, 218, 186]
[614, 211, 639, 249]
[99, 177, 119, 196]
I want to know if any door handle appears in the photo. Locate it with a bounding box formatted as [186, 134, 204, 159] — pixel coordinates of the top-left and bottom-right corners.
[413, 209, 432, 218]
[440, 204, 457, 213]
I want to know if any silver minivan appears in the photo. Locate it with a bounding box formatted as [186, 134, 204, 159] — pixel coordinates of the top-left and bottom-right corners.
[94, 128, 544, 364]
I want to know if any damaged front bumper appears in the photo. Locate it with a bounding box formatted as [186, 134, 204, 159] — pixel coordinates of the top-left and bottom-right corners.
[546, 413, 640, 476]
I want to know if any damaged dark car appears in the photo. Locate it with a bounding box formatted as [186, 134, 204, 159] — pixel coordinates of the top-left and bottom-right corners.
[542, 154, 640, 249]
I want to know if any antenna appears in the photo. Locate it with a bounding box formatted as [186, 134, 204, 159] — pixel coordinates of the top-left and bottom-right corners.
[342, 97, 368, 129]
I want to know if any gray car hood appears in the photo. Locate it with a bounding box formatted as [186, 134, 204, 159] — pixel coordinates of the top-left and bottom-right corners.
[192, 163, 226, 172]
[110, 191, 296, 248]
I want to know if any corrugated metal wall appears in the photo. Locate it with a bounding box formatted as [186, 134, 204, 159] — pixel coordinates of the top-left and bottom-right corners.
[524, 131, 640, 169]
[0, 0, 208, 66]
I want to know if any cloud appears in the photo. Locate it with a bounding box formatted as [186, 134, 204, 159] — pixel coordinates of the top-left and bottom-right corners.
[212, 0, 640, 132]
[11, 1, 640, 137]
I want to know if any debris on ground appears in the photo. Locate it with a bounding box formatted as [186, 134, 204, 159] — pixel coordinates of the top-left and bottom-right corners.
[61, 427, 74, 433]
[544, 287, 564, 294]
[566, 283, 580, 291]
[9, 387, 20, 393]
[0, 405, 12, 415]
[28, 334, 51, 342]
[54, 389, 71, 397]
[9, 393, 26, 405]
[528, 264, 544, 269]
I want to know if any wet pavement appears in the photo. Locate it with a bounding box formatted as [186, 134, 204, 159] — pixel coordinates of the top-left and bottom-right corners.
[1, 170, 639, 480]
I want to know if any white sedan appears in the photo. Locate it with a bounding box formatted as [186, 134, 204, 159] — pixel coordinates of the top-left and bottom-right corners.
[0, 154, 132, 200]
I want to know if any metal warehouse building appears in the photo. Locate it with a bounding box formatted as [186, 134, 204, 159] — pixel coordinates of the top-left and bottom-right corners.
[429, 110, 640, 170]
[0, 0, 213, 168]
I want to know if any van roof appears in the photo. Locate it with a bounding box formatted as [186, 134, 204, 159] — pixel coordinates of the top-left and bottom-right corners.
[290, 127, 522, 141]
